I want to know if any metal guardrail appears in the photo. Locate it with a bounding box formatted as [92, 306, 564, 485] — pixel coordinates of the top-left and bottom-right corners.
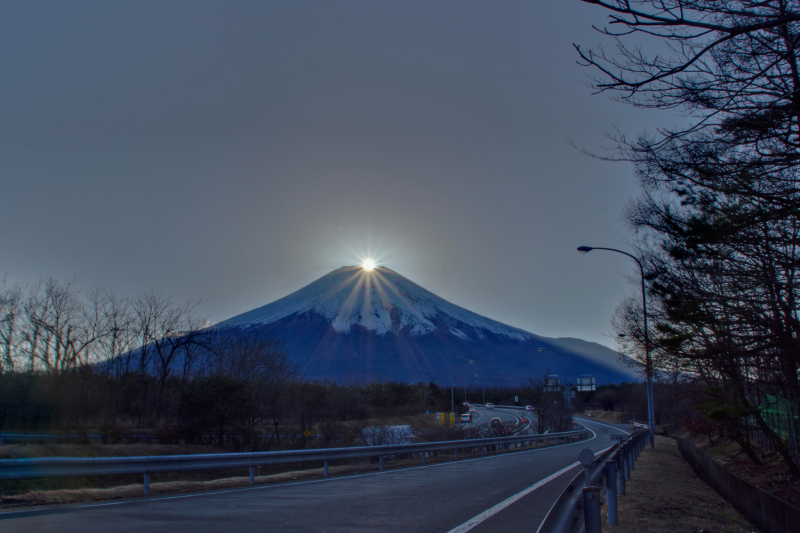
[0, 433, 106, 444]
[0, 427, 589, 495]
[537, 428, 648, 533]
[475, 403, 529, 411]
[0, 432, 324, 445]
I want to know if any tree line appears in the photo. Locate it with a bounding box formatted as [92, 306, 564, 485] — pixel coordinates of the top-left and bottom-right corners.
[0, 274, 694, 450]
[579, 1, 800, 478]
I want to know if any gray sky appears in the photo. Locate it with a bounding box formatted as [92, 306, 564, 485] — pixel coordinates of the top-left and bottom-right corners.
[1, 1, 670, 349]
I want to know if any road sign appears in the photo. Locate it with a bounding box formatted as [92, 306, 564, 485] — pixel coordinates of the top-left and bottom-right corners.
[579, 448, 595, 467]
[577, 374, 596, 392]
[303, 429, 311, 438]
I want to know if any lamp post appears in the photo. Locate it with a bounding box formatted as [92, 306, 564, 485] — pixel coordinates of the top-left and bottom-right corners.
[577, 245, 655, 448]
[450, 360, 473, 414]
[538, 348, 572, 420]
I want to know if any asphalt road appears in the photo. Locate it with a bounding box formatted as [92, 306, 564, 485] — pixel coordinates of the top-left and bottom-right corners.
[469, 405, 529, 424]
[0, 418, 628, 532]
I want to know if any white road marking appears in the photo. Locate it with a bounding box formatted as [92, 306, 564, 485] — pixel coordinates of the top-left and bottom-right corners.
[446, 424, 608, 533]
[445, 462, 580, 533]
[0, 507, 52, 515]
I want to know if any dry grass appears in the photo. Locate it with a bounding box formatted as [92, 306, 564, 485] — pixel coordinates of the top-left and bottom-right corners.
[0, 442, 229, 460]
[601, 435, 757, 532]
[2, 465, 343, 507]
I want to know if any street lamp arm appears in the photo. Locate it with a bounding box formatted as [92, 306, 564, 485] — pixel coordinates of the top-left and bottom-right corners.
[578, 246, 642, 270]
[449, 360, 473, 384]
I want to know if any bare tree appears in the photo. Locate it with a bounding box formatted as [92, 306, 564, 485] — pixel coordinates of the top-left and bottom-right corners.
[130, 291, 207, 421]
[19, 278, 110, 373]
[95, 291, 136, 378]
[0, 277, 23, 373]
[526, 374, 570, 433]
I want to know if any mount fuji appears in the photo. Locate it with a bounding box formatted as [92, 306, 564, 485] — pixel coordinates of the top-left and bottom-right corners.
[214, 266, 639, 387]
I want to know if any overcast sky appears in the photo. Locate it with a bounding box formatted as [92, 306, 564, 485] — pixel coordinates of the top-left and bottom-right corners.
[1, 1, 673, 349]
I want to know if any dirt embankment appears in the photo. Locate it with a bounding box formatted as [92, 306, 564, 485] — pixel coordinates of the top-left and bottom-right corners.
[581, 409, 633, 425]
[602, 435, 757, 532]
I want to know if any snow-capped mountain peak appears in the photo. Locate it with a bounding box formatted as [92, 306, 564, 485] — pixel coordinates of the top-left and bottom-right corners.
[218, 266, 531, 341]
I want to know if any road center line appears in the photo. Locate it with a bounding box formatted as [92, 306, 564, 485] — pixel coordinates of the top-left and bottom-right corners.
[446, 461, 580, 533]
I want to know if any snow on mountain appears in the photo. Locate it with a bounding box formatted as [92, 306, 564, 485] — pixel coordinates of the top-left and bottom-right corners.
[218, 266, 532, 341]
[213, 265, 638, 386]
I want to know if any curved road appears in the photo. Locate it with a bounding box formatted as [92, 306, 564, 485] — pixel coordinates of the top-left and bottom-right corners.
[0, 417, 628, 532]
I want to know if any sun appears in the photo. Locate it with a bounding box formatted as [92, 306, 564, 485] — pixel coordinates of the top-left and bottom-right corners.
[361, 259, 376, 271]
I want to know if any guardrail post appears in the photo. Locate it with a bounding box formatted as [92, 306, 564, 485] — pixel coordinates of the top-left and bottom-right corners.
[579, 449, 594, 486]
[144, 473, 150, 496]
[629, 441, 635, 471]
[379, 456, 384, 471]
[605, 460, 618, 525]
[481, 445, 485, 456]
[616, 451, 626, 495]
[454, 448, 459, 460]
[623, 444, 631, 479]
[324, 460, 329, 477]
[249, 466, 255, 485]
[421, 451, 426, 465]
[583, 486, 601, 533]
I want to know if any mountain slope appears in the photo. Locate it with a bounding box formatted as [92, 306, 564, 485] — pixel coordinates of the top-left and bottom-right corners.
[216, 266, 639, 386]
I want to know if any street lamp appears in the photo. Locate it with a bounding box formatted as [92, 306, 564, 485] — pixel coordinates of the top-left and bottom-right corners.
[538, 348, 572, 420]
[577, 245, 655, 448]
[474, 374, 484, 404]
[450, 359, 473, 414]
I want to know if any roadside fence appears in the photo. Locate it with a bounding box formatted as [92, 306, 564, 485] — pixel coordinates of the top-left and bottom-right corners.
[676, 437, 800, 533]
